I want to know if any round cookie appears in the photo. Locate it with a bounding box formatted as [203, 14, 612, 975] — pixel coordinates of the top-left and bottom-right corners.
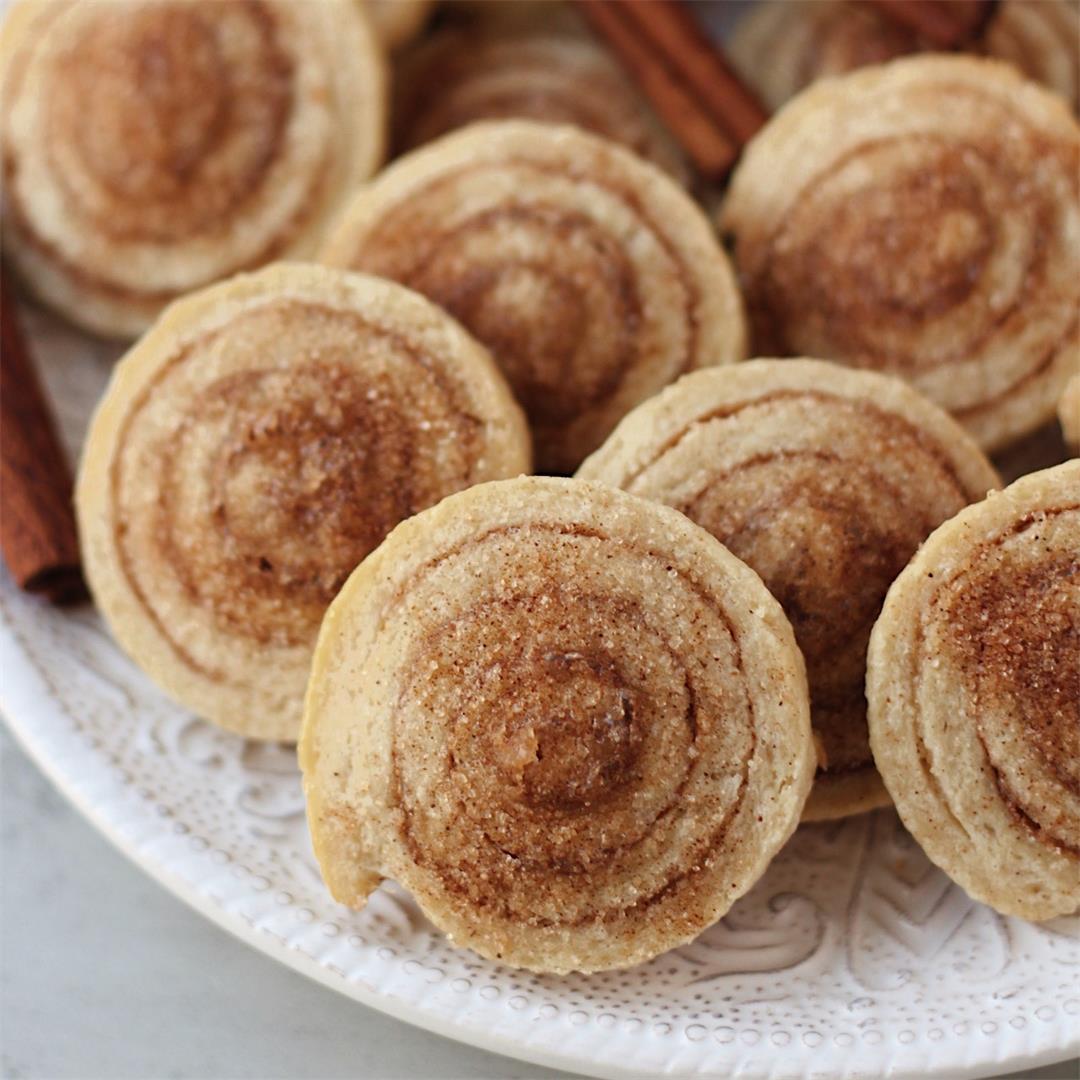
[867, 462, 1080, 920]
[730, 1, 1080, 111]
[720, 56, 1080, 453]
[0, 0, 386, 339]
[300, 476, 814, 973]
[322, 120, 746, 473]
[729, 0, 923, 111]
[578, 359, 1000, 820]
[984, 0, 1080, 109]
[77, 263, 530, 742]
[393, 29, 689, 182]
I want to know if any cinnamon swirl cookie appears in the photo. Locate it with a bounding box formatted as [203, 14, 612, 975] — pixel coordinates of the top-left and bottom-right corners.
[300, 477, 815, 972]
[729, 0, 922, 111]
[76, 264, 529, 742]
[0, 0, 386, 339]
[1061, 373, 1080, 450]
[393, 29, 689, 182]
[579, 359, 999, 820]
[322, 121, 746, 473]
[984, 0, 1080, 109]
[867, 462, 1080, 920]
[721, 56, 1080, 453]
[730, 1, 1080, 111]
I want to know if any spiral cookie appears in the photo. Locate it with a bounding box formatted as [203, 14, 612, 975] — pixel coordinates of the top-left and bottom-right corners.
[300, 477, 814, 972]
[393, 30, 689, 182]
[322, 121, 746, 473]
[76, 264, 530, 742]
[721, 56, 1080, 453]
[730, 1, 1080, 111]
[868, 462, 1080, 919]
[984, 0, 1080, 109]
[0, 0, 386, 339]
[729, 0, 922, 111]
[1060, 373, 1080, 450]
[579, 359, 999, 820]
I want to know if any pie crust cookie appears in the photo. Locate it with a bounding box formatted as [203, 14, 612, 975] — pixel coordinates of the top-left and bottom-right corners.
[393, 27, 689, 182]
[76, 263, 530, 742]
[867, 462, 1080, 920]
[720, 56, 1080, 453]
[322, 120, 746, 473]
[300, 476, 814, 972]
[729, 0, 1080, 112]
[578, 359, 1000, 820]
[0, 0, 386, 339]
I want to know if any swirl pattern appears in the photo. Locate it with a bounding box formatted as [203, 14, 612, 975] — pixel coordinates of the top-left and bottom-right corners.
[721, 56, 1080, 453]
[868, 462, 1080, 920]
[730, 1, 1080, 111]
[0, 0, 386, 339]
[984, 0, 1080, 109]
[76, 264, 529, 741]
[393, 30, 689, 182]
[300, 477, 814, 972]
[578, 359, 1000, 820]
[729, 0, 921, 111]
[322, 120, 746, 473]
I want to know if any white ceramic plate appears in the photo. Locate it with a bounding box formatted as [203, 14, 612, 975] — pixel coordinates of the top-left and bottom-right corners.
[3, 307, 1079, 1080]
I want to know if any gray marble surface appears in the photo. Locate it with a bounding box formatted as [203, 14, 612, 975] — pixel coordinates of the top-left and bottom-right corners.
[1, 725, 1076, 1080]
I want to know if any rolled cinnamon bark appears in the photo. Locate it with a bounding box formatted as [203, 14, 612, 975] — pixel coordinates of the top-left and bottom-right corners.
[0, 274, 84, 603]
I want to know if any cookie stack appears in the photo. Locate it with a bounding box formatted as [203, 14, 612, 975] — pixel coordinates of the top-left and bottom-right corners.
[2, 0, 1077, 974]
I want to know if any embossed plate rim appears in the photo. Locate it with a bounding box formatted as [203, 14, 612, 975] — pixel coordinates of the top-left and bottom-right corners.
[3, 591, 1078, 1080]
[0, 643, 596, 1080]
[0, 609, 623, 1080]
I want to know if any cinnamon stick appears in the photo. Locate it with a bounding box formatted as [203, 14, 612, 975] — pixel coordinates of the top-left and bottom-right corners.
[575, 0, 768, 180]
[1, 273, 86, 603]
[863, 0, 999, 48]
